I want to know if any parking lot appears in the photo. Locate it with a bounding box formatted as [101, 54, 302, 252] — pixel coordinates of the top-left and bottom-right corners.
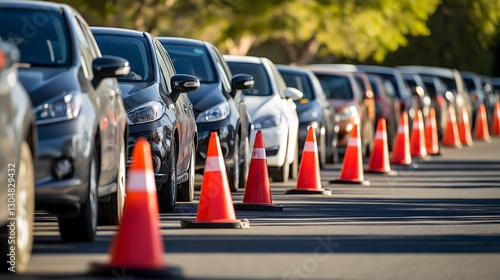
[11, 137, 498, 280]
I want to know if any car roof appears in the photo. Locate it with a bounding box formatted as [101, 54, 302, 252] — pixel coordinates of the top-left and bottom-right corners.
[305, 66, 352, 77]
[0, 0, 65, 12]
[90, 26, 147, 37]
[276, 64, 313, 75]
[224, 55, 264, 64]
[307, 64, 359, 72]
[356, 64, 400, 75]
[157, 37, 207, 47]
[396, 65, 456, 78]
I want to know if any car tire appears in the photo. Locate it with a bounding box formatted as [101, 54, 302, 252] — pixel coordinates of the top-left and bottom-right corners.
[0, 141, 34, 273]
[228, 133, 240, 192]
[319, 132, 327, 169]
[238, 135, 250, 190]
[289, 139, 299, 179]
[59, 148, 98, 242]
[270, 145, 289, 183]
[98, 141, 126, 225]
[177, 144, 195, 202]
[158, 140, 177, 213]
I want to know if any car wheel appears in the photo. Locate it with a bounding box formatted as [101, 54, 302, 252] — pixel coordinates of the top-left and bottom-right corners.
[99, 141, 126, 225]
[289, 139, 299, 179]
[59, 148, 98, 242]
[158, 140, 177, 213]
[228, 133, 240, 192]
[319, 132, 327, 169]
[0, 141, 34, 273]
[177, 144, 195, 202]
[270, 145, 289, 183]
[238, 135, 250, 190]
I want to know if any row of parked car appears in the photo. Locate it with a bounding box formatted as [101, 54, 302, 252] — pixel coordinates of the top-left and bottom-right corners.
[2, 0, 500, 273]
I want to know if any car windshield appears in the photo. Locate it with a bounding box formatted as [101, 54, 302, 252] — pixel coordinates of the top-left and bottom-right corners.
[364, 72, 403, 98]
[463, 77, 476, 92]
[0, 9, 70, 66]
[162, 44, 216, 83]
[280, 72, 314, 100]
[93, 34, 153, 82]
[315, 74, 353, 99]
[227, 61, 272, 96]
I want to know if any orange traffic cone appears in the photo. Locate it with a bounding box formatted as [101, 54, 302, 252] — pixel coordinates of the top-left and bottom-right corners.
[330, 124, 370, 185]
[442, 105, 462, 148]
[492, 102, 500, 136]
[234, 130, 283, 210]
[473, 103, 491, 142]
[366, 118, 395, 174]
[410, 109, 427, 158]
[458, 105, 473, 146]
[391, 112, 412, 166]
[91, 138, 181, 278]
[286, 126, 332, 194]
[181, 132, 249, 228]
[425, 107, 441, 155]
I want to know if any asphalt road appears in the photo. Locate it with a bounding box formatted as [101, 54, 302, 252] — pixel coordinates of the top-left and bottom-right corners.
[10, 137, 500, 280]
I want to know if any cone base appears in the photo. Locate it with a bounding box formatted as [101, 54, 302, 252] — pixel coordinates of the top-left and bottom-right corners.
[428, 150, 442, 156]
[442, 143, 463, 149]
[234, 203, 283, 211]
[285, 188, 332, 195]
[90, 263, 183, 279]
[473, 137, 491, 143]
[329, 179, 370, 186]
[365, 169, 398, 176]
[180, 218, 250, 229]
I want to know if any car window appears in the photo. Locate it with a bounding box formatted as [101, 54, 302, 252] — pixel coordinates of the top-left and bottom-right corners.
[0, 9, 70, 66]
[227, 61, 272, 96]
[72, 16, 96, 79]
[280, 71, 314, 100]
[163, 43, 216, 83]
[210, 46, 232, 93]
[94, 34, 153, 82]
[153, 40, 173, 93]
[315, 74, 354, 99]
[269, 63, 287, 99]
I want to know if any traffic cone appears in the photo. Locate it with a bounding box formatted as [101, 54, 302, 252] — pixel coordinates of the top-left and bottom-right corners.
[492, 102, 500, 136]
[330, 124, 370, 185]
[366, 118, 395, 174]
[473, 103, 491, 142]
[234, 130, 283, 210]
[458, 105, 473, 146]
[442, 105, 462, 148]
[90, 138, 182, 278]
[391, 111, 412, 166]
[425, 107, 441, 155]
[181, 132, 249, 228]
[286, 126, 332, 194]
[410, 109, 427, 158]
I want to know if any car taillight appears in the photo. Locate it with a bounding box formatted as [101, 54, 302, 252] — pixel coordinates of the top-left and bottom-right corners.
[436, 95, 446, 108]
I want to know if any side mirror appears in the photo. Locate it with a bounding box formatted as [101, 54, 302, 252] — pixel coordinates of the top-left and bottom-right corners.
[284, 87, 303, 101]
[170, 74, 200, 102]
[92, 55, 130, 88]
[0, 42, 20, 96]
[230, 73, 254, 97]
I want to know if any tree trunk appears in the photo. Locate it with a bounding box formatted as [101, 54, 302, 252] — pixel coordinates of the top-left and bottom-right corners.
[225, 36, 257, 55]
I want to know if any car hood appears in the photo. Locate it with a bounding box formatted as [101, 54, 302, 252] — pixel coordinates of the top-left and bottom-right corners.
[244, 95, 280, 120]
[188, 83, 226, 113]
[18, 66, 78, 106]
[328, 99, 356, 110]
[118, 82, 162, 111]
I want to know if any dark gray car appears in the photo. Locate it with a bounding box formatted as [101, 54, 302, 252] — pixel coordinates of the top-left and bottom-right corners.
[0, 41, 37, 273]
[0, 1, 130, 242]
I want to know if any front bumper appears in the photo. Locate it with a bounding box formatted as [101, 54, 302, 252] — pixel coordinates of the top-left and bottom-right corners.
[250, 122, 288, 167]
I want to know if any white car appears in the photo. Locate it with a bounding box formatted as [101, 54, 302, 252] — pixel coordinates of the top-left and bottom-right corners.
[225, 55, 302, 183]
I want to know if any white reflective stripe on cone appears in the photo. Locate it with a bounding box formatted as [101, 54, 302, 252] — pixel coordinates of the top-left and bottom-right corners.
[303, 141, 317, 153]
[397, 125, 406, 133]
[348, 136, 360, 147]
[375, 131, 386, 140]
[127, 170, 156, 193]
[252, 148, 266, 159]
[204, 155, 226, 172]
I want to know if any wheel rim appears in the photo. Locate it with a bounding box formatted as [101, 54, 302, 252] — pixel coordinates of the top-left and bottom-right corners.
[16, 143, 33, 266]
[117, 144, 126, 221]
[188, 146, 195, 196]
[89, 154, 98, 233]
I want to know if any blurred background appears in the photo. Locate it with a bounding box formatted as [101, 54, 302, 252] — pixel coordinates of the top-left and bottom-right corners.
[55, 0, 500, 75]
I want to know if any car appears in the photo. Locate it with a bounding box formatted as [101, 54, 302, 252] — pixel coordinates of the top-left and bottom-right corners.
[0, 0, 130, 242]
[366, 74, 401, 148]
[159, 37, 254, 192]
[307, 66, 374, 157]
[277, 65, 339, 166]
[396, 66, 473, 124]
[0, 41, 37, 273]
[418, 75, 448, 139]
[91, 27, 200, 213]
[461, 71, 496, 129]
[400, 72, 433, 121]
[225, 55, 302, 182]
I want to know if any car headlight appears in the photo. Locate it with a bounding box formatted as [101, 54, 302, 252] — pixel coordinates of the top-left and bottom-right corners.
[299, 107, 320, 123]
[196, 101, 230, 123]
[34, 92, 82, 125]
[337, 105, 358, 121]
[254, 114, 282, 129]
[127, 101, 164, 125]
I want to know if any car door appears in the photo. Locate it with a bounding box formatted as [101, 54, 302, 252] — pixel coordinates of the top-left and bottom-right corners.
[72, 14, 118, 185]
